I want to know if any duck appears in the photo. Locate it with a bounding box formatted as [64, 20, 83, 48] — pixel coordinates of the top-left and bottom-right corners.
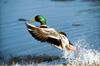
[25, 15, 76, 51]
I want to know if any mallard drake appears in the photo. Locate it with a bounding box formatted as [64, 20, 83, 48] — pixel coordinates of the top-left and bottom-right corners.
[26, 15, 76, 51]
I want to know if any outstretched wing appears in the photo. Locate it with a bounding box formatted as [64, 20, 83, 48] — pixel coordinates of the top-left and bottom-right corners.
[26, 23, 61, 46]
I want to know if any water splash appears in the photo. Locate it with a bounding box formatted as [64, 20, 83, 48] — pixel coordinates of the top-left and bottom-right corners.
[62, 39, 100, 65]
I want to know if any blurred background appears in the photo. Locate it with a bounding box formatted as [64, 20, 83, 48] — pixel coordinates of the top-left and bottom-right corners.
[0, 0, 100, 60]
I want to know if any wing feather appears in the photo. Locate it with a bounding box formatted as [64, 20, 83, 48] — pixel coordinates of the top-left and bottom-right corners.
[26, 23, 61, 46]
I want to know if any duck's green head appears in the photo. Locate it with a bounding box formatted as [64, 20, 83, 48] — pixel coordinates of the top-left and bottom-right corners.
[32, 15, 47, 26]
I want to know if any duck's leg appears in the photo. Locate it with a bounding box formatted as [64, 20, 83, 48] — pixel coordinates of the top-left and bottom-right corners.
[62, 45, 71, 59]
[66, 44, 76, 51]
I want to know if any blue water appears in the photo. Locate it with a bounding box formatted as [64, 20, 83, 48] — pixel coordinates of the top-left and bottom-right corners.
[0, 0, 100, 61]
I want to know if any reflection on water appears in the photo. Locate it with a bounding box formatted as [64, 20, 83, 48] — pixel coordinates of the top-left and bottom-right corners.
[51, 0, 75, 1]
[78, 8, 100, 13]
[3, 1, 8, 4]
[72, 23, 83, 26]
[0, 0, 100, 65]
[82, 0, 100, 2]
